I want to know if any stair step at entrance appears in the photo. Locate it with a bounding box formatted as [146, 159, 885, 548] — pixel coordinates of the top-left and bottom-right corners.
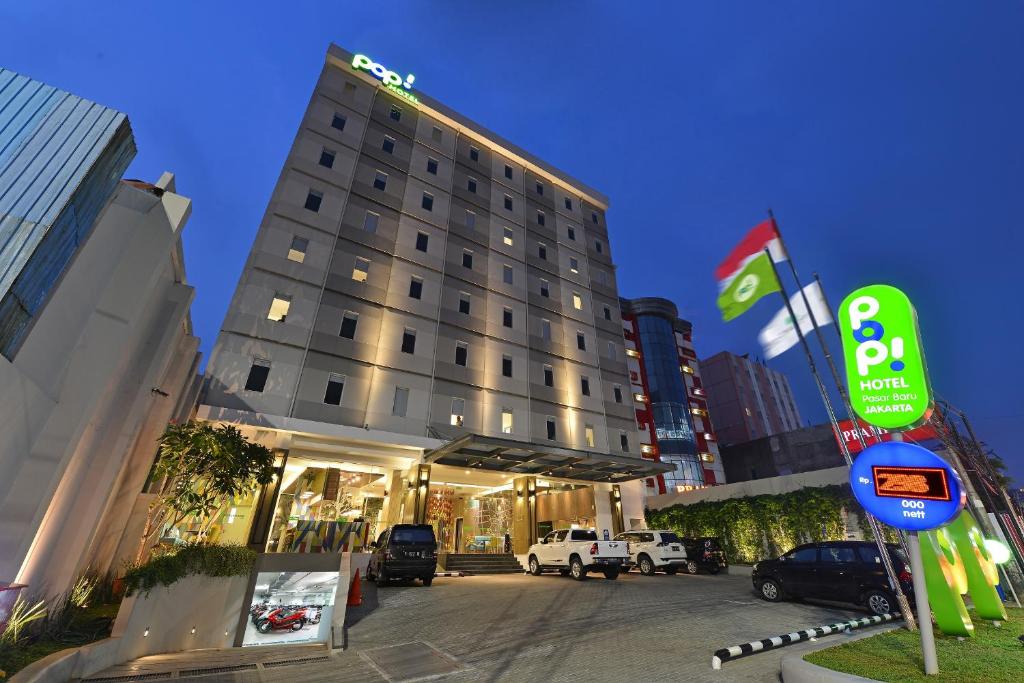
[440, 554, 524, 574]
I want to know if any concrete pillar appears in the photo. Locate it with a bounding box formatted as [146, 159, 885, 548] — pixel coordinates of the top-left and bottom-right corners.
[411, 463, 431, 524]
[382, 469, 406, 528]
[619, 479, 647, 530]
[511, 476, 537, 554]
[610, 485, 625, 536]
[594, 482, 615, 540]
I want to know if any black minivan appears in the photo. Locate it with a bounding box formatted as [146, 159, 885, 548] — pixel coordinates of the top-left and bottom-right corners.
[752, 541, 913, 615]
[682, 537, 729, 574]
[367, 524, 438, 586]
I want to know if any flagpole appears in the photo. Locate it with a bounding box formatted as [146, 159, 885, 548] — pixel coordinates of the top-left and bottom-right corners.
[762, 247, 917, 629]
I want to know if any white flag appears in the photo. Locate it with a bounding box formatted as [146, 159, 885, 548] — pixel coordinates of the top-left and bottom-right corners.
[758, 282, 833, 359]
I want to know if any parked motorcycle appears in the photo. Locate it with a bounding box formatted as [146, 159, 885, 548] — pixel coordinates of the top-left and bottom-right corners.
[256, 607, 307, 633]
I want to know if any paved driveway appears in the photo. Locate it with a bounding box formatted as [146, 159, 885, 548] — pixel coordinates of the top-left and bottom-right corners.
[90, 571, 870, 683]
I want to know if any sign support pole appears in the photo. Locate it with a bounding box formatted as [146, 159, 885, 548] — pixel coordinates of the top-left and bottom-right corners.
[762, 245, 916, 629]
[907, 530, 939, 675]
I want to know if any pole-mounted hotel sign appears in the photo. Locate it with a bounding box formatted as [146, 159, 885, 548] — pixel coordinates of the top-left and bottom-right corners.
[351, 54, 419, 104]
[838, 284, 933, 429]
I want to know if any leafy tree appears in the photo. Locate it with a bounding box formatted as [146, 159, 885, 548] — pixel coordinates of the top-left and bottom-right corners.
[136, 421, 275, 562]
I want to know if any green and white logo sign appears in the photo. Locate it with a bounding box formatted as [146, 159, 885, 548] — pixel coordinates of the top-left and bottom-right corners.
[839, 284, 933, 429]
[351, 54, 419, 104]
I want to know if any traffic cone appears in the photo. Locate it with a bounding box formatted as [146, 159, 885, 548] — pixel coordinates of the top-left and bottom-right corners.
[347, 569, 363, 607]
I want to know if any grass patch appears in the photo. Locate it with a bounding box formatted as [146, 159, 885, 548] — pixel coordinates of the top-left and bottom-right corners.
[0, 603, 119, 678]
[805, 607, 1024, 682]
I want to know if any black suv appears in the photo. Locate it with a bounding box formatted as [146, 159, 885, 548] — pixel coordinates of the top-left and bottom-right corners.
[682, 537, 729, 574]
[367, 525, 438, 586]
[752, 541, 913, 615]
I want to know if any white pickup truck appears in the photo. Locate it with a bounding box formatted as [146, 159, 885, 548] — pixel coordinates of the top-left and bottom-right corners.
[527, 528, 629, 580]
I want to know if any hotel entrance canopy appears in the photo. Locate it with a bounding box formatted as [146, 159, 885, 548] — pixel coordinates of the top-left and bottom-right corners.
[424, 434, 673, 483]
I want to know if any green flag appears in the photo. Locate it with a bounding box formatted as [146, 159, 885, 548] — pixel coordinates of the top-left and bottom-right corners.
[716, 252, 780, 321]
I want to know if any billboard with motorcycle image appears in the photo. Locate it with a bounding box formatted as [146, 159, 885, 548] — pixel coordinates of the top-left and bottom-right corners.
[243, 571, 338, 646]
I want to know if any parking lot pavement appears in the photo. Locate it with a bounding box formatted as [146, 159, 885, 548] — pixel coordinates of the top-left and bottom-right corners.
[92, 571, 870, 683]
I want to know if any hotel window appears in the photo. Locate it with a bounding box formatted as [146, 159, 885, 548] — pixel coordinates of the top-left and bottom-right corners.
[502, 307, 513, 328]
[564, 197, 573, 210]
[401, 328, 416, 354]
[319, 148, 335, 168]
[543, 364, 554, 387]
[503, 264, 514, 285]
[465, 209, 476, 228]
[595, 239, 604, 254]
[373, 171, 388, 191]
[363, 210, 379, 233]
[567, 226, 576, 240]
[343, 82, 356, 96]
[535, 181, 544, 196]
[415, 231, 429, 252]
[245, 358, 271, 392]
[596, 269, 609, 286]
[267, 294, 291, 322]
[502, 409, 514, 434]
[540, 280, 550, 298]
[613, 384, 623, 403]
[504, 194, 513, 211]
[392, 387, 409, 417]
[504, 164, 513, 180]
[467, 177, 477, 193]
[541, 319, 551, 340]
[572, 292, 583, 310]
[603, 306, 612, 321]
[459, 292, 471, 314]
[502, 354, 513, 377]
[421, 192, 434, 211]
[576, 331, 586, 350]
[538, 243, 547, 260]
[462, 249, 473, 269]
[581, 376, 591, 396]
[426, 157, 438, 175]
[323, 373, 345, 405]
[608, 341, 617, 359]
[469, 146, 480, 162]
[451, 398, 465, 426]
[304, 189, 322, 212]
[455, 341, 468, 367]
[546, 417, 557, 441]
[382, 135, 395, 154]
[503, 226, 514, 246]
[620, 431, 630, 452]
[331, 113, 347, 131]
[408, 276, 423, 300]
[569, 257, 579, 274]
[340, 311, 358, 339]
[389, 105, 402, 122]
[431, 125, 442, 142]
[537, 210, 546, 226]
[287, 235, 308, 263]
[585, 425, 596, 448]
[352, 257, 370, 282]
[592, 211, 599, 224]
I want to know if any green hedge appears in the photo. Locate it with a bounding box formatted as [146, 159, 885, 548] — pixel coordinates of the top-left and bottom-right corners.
[124, 544, 256, 596]
[645, 484, 895, 564]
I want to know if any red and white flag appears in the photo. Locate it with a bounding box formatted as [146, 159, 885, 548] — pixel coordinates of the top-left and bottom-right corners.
[715, 219, 787, 290]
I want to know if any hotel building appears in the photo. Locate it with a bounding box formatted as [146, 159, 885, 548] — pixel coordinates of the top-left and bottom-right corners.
[199, 45, 668, 559]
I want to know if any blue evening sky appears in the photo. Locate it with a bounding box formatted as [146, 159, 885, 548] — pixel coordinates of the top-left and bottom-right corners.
[3, 2, 1022, 479]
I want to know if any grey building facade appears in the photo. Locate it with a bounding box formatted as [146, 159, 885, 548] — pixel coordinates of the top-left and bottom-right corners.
[199, 45, 660, 556]
[718, 424, 845, 483]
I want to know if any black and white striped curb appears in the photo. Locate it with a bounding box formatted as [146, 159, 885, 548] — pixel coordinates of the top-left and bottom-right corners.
[434, 571, 465, 577]
[711, 612, 901, 669]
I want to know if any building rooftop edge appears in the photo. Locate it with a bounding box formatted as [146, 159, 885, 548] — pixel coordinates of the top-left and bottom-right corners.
[619, 296, 692, 333]
[326, 44, 610, 209]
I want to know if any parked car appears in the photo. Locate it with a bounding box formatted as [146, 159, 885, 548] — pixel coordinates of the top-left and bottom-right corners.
[752, 541, 913, 615]
[527, 528, 629, 580]
[682, 537, 729, 574]
[615, 529, 688, 575]
[367, 524, 438, 586]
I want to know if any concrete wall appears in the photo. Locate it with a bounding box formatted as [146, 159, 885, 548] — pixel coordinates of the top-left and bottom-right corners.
[0, 174, 200, 596]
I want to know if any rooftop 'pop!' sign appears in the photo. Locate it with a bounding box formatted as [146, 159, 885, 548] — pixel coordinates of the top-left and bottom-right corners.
[839, 284, 933, 429]
[351, 54, 419, 104]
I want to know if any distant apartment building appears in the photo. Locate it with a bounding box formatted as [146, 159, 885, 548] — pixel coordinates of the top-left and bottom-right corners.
[700, 351, 802, 446]
[719, 424, 845, 483]
[620, 297, 724, 493]
[198, 44, 667, 556]
[0, 68, 200, 596]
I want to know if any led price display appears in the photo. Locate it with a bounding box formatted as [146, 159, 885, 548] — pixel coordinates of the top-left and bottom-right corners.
[871, 465, 951, 502]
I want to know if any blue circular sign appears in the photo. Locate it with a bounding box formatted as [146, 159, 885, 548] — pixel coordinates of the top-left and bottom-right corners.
[849, 441, 965, 531]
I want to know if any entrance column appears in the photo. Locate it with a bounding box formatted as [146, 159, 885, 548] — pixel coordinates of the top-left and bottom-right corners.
[610, 485, 625, 536]
[383, 468, 406, 528]
[409, 463, 431, 524]
[593, 482, 616, 540]
[512, 476, 537, 554]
